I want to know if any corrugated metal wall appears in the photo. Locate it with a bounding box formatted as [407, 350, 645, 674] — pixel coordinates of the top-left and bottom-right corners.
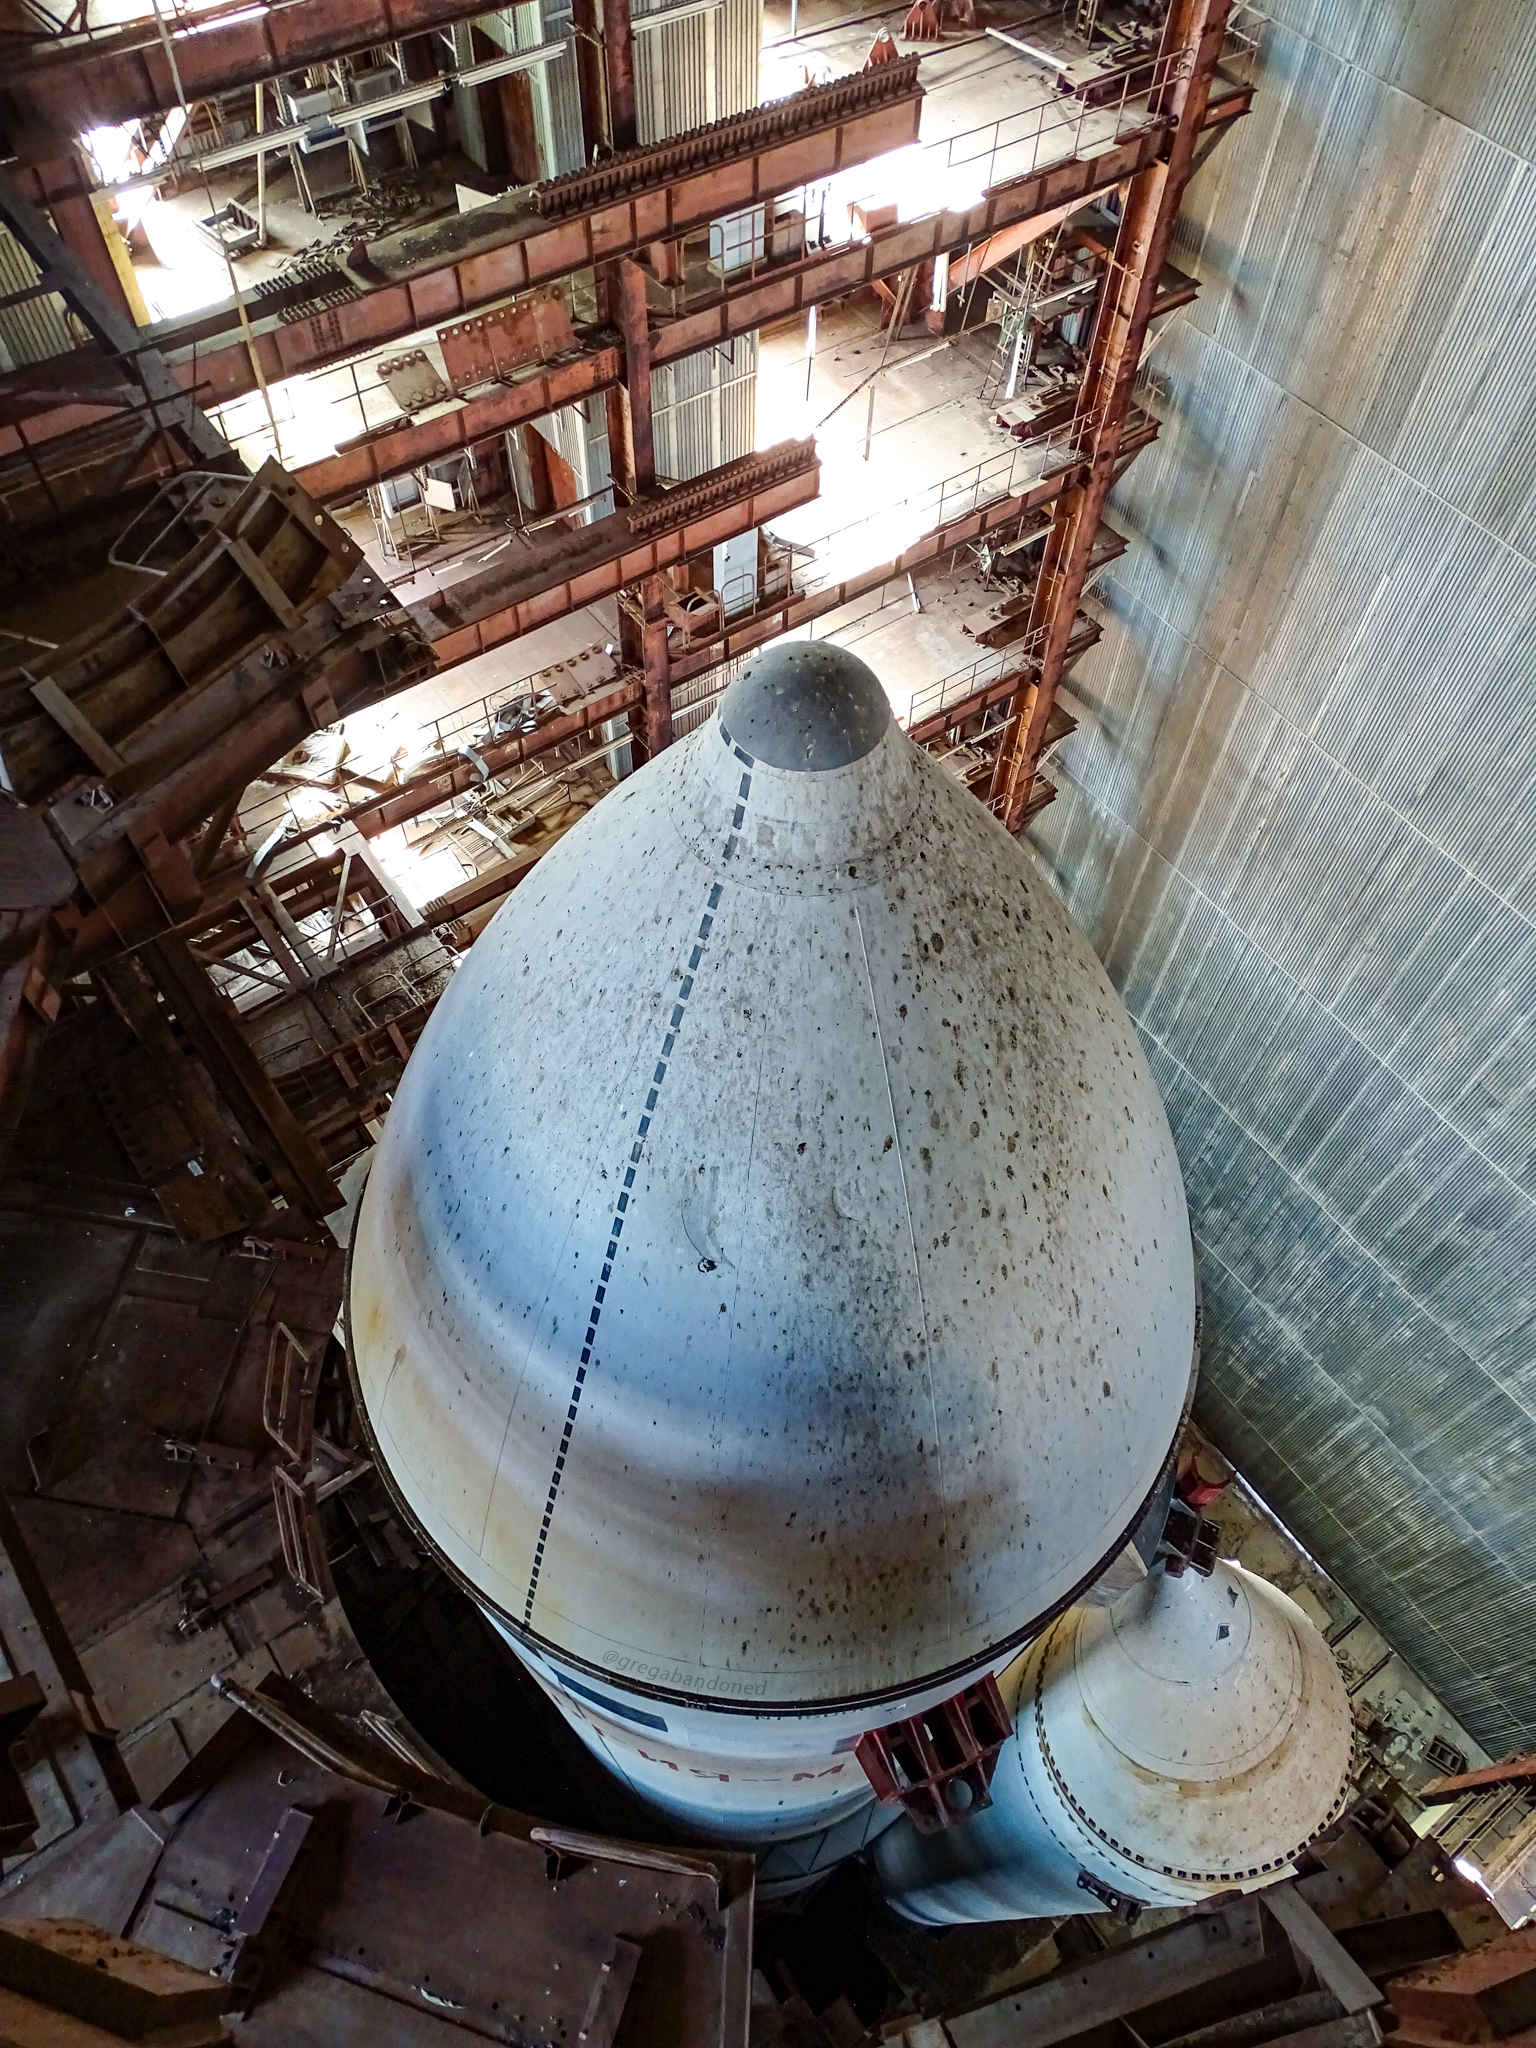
[1028, 0, 1536, 1750]
[539, 328, 755, 526]
[536, 0, 761, 489]
[541, 15, 589, 179]
[0, 227, 73, 370]
[540, 0, 760, 172]
[632, 0, 760, 137]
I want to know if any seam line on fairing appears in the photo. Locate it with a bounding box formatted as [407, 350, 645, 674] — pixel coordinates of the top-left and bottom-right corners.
[520, 721, 756, 1626]
[851, 897, 953, 1639]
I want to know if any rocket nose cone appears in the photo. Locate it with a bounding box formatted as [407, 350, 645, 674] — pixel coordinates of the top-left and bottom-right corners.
[718, 643, 890, 772]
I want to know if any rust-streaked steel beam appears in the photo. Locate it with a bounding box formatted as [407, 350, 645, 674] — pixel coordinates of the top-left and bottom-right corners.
[905, 665, 1036, 746]
[1423, 1754, 1536, 1802]
[0, 69, 1246, 473]
[142, 61, 922, 409]
[0, 167, 229, 467]
[0, 920, 63, 1163]
[3, 89, 1183, 487]
[413, 437, 819, 670]
[570, 0, 611, 161]
[602, 0, 639, 154]
[52, 438, 811, 983]
[283, 123, 1166, 508]
[289, 345, 623, 505]
[229, 71, 1243, 413]
[992, 0, 1233, 832]
[646, 124, 1165, 372]
[337, 675, 644, 841]
[5, 0, 523, 133]
[12, 156, 137, 328]
[57, 610, 431, 979]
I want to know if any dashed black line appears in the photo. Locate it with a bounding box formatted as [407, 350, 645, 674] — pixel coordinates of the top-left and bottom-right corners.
[521, 721, 755, 1625]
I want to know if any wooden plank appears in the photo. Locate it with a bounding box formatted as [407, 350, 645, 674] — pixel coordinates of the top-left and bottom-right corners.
[1265, 1884, 1384, 2015]
[945, 1899, 1268, 2048]
[28, 675, 126, 776]
[1423, 1754, 1536, 1802]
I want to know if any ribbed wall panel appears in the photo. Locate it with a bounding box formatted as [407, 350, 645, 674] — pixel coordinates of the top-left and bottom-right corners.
[632, 0, 758, 137]
[1260, 0, 1536, 160]
[652, 331, 756, 482]
[0, 227, 72, 369]
[541, 39, 589, 178]
[1032, 0, 1536, 1750]
[553, 0, 759, 502]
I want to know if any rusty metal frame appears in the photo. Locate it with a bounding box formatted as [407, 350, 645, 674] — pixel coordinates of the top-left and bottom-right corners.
[264, 1321, 371, 1600]
[990, 0, 1235, 832]
[856, 1672, 1012, 1834]
[412, 437, 820, 670]
[0, 170, 231, 469]
[0, 0, 1256, 1196]
[282, 124, 1169, 507]
[126, 60, 924, 413]
[263, 1321, 322, 1467]
[2, 460, 363, 809]
[5, 0, 530, 132]
[665, 451, 1090, 688]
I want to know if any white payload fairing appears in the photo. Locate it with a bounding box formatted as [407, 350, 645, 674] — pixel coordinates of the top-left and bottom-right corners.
[346, 645, 1351, 1903]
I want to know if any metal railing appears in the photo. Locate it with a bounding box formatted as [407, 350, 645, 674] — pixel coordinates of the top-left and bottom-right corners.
[203, 27, 1184, 470]
[791, 401, 1097, 593]
[231, 649, 634, 863]
[903, 646, 1022, 733]
[915, 41, 1183, 191]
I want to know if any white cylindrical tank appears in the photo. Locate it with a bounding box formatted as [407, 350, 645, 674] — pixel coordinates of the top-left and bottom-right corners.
[873, 1559, 1355, 1923]
[346, 645, 1198, 1850]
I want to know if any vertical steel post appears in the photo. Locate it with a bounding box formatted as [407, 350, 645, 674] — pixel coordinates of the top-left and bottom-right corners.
[255, 81, 268, 247]
[571, 0, 611, 161]
[991, 0, 1232, 832]
[617, 256, 655, 494]
[602, 0, 639, 153]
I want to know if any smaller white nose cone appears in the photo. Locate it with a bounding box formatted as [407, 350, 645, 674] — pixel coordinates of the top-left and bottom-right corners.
[874, 1560, 1354, 1924]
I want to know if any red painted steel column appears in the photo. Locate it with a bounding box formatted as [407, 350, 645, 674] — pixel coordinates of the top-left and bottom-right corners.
[602, 0, 639, 154]
[21, 157, 137, 328]
[617, 257, 655, 494]
[993, 0, 1232, 834]
[7, 0, 524, 131]
[610, 249, 664, 760]
[631, 584, 675, 763]
[570, 0, 612, 161]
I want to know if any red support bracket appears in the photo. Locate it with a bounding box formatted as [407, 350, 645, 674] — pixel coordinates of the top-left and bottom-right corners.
[855, 1673, 1011, 1833]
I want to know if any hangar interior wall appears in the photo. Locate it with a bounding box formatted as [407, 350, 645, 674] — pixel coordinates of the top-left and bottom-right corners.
[1031, 0, 1536, 1753]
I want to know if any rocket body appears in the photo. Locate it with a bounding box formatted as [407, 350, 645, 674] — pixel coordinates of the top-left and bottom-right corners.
[347, 647, 1199, 1854]
[874, 1560, 1356, 1923]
